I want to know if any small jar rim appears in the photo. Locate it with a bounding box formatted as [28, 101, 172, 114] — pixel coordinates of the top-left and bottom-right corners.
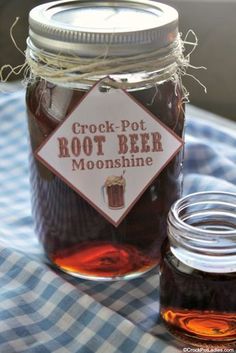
[170, 191, 236, 237]
[167, 191, 236, 273]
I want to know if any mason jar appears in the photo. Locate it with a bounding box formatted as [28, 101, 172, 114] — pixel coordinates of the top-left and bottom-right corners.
[160, 191, 236, 344]
[26, 0, 186, 280]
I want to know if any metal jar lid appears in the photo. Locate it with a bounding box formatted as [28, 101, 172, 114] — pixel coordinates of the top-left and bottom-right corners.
[29, 0, 178, 57]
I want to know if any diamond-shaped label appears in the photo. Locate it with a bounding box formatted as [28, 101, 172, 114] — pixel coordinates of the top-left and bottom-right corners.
[36, 81, 183, 226]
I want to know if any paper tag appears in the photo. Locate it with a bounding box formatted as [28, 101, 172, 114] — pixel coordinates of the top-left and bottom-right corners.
[36, 81, 183, 226]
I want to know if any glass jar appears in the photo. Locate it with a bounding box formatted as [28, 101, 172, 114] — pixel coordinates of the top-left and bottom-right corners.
[26, 0, 185, 280]
[160, 191, 236, 344]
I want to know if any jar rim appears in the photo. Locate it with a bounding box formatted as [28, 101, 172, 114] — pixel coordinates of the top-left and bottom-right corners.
[28, 0, 178, 57]
[171, 191, 236, 236]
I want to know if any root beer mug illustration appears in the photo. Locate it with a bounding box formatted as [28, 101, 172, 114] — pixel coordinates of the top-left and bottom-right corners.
[103, 176, 126, 209]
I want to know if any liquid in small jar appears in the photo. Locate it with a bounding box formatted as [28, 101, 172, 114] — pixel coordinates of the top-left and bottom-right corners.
[160, 251, 236, 342]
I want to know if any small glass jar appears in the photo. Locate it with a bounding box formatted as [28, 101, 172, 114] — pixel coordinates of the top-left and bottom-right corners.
[26, 0, 186, 280]
[160, 191, 236, 344]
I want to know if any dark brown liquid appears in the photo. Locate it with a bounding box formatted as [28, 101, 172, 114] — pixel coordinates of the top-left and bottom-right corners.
[160, 252, 236, 342]
[53, 242, 157, 279]
[26, 79, 184, 279]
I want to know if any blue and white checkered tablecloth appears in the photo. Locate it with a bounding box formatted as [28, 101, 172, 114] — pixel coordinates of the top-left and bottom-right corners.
[0, 90, 235, 353]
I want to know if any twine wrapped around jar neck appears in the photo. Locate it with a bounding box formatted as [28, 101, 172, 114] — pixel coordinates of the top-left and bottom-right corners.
[0, 18, 206, 96]
[25, 34, 187, 89]
[26, 36, 185, 89]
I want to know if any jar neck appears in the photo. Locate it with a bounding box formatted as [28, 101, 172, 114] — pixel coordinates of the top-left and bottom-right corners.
[167, 191, 236, 273]
[26, 36, 185, 90]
